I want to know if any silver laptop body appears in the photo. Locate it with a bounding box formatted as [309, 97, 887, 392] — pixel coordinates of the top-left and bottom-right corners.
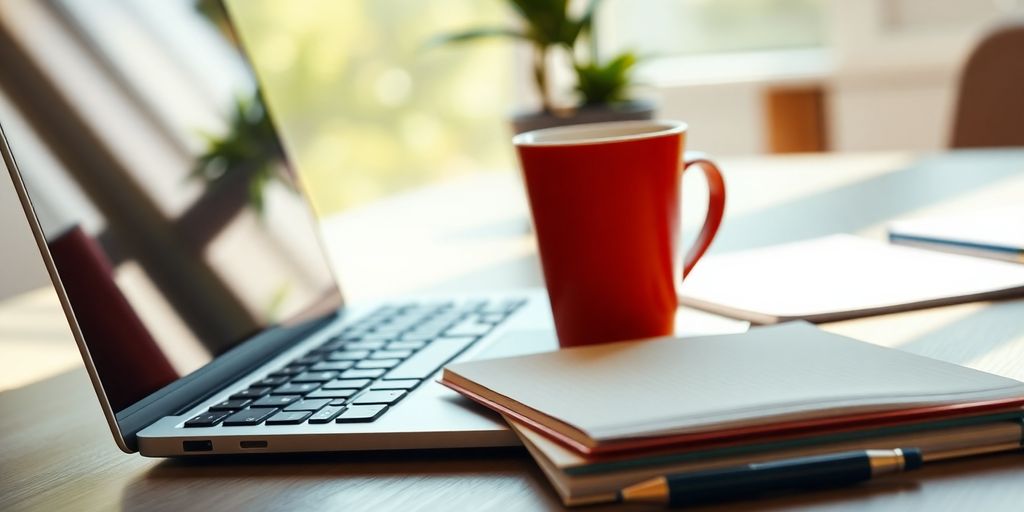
[0, 0, 555, 456]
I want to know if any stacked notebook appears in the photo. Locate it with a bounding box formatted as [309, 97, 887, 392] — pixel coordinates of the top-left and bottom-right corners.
[441, 323, 1024, 506]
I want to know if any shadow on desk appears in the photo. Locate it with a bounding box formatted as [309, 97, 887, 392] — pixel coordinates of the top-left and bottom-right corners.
[120, 447, 1024, 512]
[123, 447, 563, 511]
[142, 446, 527, 477]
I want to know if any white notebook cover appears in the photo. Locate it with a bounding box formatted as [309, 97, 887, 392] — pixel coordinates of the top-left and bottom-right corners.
[444, 322, 1024, 443]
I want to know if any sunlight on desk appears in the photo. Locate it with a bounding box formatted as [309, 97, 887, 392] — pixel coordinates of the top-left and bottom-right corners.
[0, 288, 79, 391]
[824, 299, 1024, 383]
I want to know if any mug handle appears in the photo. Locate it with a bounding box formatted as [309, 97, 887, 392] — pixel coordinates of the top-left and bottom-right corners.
[680, 151, 726, 278]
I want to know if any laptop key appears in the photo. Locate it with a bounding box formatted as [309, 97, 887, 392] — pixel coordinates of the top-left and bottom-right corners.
[399, 331, 440, 342]
[335, 404, 389, 423]
[360, 331, 400, 342]
[385, 336, 477, 380]
[445, 318, 494, 338]
[306, 389, 358, 400]
[222, 407, 276, 426]
[328, 350, 371, 361]
[355, 359, 402, 370]
[269, 364, 308, 377]
[379, 319, 419, 331]
[272, 383, 320, 395]
[371, 349, 413, 360]
[295, 354, 323, 365]
[478, 313, 507, 324]
[230, 386, 271, 400]
[253, 376, 289, 387]
[265, 410, 312, 425]
[322, 378, 372, 390]
[284, 398, 332, 412]
[308, 405, 345, 424]
[340, 368, 386, 379]
[291, 371, 339, 383]
[371, 379, 421, 391]
[251, 395, 302, 408]
[352, 390, 407, 405]
[429, 310, 464, 322]
[345, 341, 386, 351]
[209, 398, 251, 411]
[385, 341, 426, 351]
[340, 328, 370, 338]
[311, 361, 354, 371]
[185, 411, 229, 427]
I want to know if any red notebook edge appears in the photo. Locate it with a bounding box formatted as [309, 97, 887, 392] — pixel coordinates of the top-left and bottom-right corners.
[439, 378, 597, 454]
[440, 377, 1024, 458]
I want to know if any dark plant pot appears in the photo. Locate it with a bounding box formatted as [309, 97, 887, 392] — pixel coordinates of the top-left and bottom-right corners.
[510, 99, 657, 135]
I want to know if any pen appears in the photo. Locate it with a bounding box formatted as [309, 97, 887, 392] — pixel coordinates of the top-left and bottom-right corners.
[617, 447, 923, 507]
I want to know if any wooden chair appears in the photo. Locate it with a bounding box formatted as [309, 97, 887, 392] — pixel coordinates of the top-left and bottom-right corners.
[951, 22, 1024, 148]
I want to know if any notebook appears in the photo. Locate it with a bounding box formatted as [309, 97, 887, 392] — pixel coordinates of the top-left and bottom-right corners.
[676, 234, 1024, 324]
[889, 207, 1024, 263]
[511, 419, 1024, 506]
[440, 322, 1024, 455]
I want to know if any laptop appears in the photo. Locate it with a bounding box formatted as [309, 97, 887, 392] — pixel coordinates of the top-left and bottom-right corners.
[0, 0, 557, 456]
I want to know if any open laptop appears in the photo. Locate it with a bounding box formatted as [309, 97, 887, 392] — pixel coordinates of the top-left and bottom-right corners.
[0, 0, 558, 456]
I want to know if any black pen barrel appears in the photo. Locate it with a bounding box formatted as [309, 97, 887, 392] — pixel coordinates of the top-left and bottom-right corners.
[666, 451, 873, 506]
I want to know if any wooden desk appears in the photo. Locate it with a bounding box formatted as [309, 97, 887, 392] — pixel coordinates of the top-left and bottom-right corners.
[3, 150, 1024, 511]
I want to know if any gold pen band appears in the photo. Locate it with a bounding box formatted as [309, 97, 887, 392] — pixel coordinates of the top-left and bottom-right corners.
[867, 448, 907, 476]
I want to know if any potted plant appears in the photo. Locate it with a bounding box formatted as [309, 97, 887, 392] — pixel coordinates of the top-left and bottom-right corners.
[433, 0, 655, 134]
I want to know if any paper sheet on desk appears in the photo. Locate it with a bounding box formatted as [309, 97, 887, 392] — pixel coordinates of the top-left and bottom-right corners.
[678, 234, 1024, 324]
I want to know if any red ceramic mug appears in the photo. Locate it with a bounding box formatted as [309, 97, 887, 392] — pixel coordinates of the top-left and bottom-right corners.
[514, 120, 726, 348]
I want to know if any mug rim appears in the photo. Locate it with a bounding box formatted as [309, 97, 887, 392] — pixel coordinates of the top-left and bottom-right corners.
[512, 119, 687, 147]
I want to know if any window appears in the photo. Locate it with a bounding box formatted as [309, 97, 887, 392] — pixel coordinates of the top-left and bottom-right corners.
[228, 0, 516, 216]
[598, 0, 827, 58]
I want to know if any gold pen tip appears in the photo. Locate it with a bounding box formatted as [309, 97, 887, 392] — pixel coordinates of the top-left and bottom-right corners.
[618, 476, 670, 504]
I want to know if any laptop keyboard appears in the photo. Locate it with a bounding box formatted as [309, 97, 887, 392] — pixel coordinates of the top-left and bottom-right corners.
[184, 298, 525, 429]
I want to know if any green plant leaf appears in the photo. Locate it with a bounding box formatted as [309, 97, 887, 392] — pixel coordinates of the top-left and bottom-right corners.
[425, 0, 627, 109]
[574, 51, 637, 105]
[426, 27, 533, 47]
[508, 0, 570, 45]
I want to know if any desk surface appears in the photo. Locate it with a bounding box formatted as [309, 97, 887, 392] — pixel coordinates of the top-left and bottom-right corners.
[4, 150, 1024, 511]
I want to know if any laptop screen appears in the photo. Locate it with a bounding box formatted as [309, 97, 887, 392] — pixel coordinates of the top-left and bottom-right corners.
[0, 0, 342, 412]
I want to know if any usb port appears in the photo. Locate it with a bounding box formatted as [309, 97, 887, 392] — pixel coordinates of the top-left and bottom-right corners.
[182, 440, 213, 452]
